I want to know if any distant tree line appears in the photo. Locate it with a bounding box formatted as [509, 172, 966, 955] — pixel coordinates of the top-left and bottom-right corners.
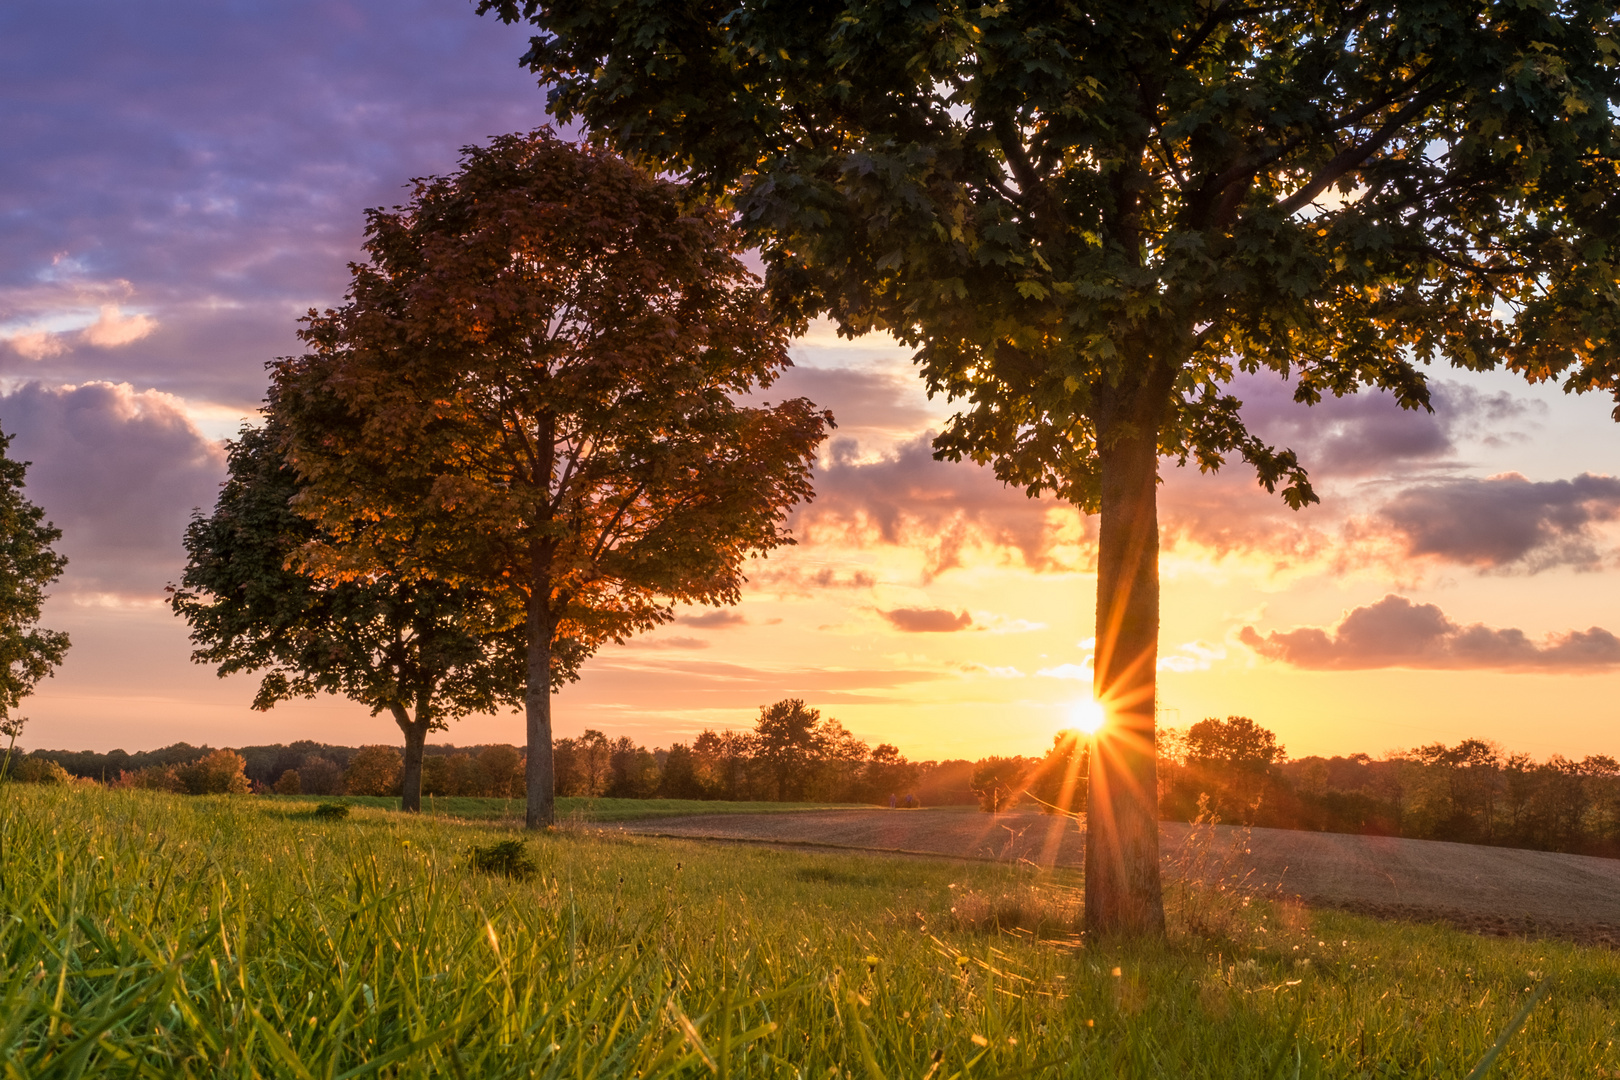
[13, 699, 984, 805]
[1158, 717, 1620, 859]
[21, 739, 530, 799]
[552, 699, 935, 803]
[24, 707, 1610, 857]
[927, 717, 1620, 861]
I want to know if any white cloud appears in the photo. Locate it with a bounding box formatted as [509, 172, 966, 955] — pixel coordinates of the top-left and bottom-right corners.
[1036, 662, 1093, 681]
[977, 614, 1048, 634]
[1157, 640, 1228, 673]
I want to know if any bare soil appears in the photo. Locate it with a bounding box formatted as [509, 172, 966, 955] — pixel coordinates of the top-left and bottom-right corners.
[613, 807, 1620, 946]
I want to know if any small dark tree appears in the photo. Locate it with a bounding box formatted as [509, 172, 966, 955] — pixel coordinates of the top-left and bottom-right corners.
[1026, 731, 1089, 815]
[171, 424, 525, 811]
[1184, 716, 1285, 771]
[970, 756, 1033, 814]
[658, 742, 703, 799]
[1179, 716, 1287, 824]
[273, 131, 830, 828]
[0, 429, 68, 739]
[692, 729, 755, 800]
[484, 0, 1620, 937]
[864, 743, 920, 804]
[753, 698, 826, 801]
[606, 736, 659, 798]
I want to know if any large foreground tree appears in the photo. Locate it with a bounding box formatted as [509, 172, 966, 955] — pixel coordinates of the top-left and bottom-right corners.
[171, 424, 526, 810]
[481, 0, 1620, 933]
[272, 131, 830, 828]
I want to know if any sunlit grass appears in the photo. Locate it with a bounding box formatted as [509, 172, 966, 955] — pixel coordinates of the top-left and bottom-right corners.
[264, 793, 873, 822]
[4, 785, 1617, 1077]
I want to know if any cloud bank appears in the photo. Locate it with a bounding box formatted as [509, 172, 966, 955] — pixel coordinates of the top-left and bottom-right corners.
[0, 381, 224, 599]
[796, 434, 1076, 576]
[1241, 595, 1620, 671]
[1, 0, 545, 403]
[1377, 472, 1620, 571]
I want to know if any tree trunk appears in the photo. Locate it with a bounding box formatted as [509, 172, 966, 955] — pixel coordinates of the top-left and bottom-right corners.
[525, 559, 557, 829]
[394, 702, 427, 813]
[1085, 395, 1168, 938]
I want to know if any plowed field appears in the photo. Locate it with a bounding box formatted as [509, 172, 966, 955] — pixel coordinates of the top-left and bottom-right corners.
[615, 807, 1620, 945]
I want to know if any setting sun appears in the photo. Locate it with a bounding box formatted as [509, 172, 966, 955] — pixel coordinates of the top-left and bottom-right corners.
[1070, 699, 1106, 734]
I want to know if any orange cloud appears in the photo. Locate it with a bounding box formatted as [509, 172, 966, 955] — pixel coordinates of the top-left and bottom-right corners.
[1241, 595, 1620, 671]
[880, 607, 973, 633]
[81, 305, 158, 348]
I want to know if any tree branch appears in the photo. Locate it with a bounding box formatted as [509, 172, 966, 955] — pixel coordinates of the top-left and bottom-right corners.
[1274, 84, 1448, 217]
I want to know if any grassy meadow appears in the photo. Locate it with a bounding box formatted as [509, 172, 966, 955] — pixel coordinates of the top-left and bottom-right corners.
[264, 794, 869, 823]
[4, 785, 1618, 1078]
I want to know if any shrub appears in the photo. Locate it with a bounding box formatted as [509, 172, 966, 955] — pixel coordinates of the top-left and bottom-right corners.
[312, 802, 350, 820]
[272, 769, 302, 795]
[175, 749, 251, 795]
[9, 755, 70, 785]
[121, 765, 181, 791]
[469, 839, 535, 880]
[343, 745, 402, 797]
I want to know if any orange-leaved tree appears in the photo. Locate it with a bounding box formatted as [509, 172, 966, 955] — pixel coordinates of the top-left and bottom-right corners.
[272, 130, 831, 827]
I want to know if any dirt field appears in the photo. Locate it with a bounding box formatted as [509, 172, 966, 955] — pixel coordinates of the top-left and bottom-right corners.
[613, 807, 1620, 945]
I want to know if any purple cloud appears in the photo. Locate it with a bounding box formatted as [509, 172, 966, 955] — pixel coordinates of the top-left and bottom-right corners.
[1378, 472, 1620, 571]
[797, 434, 1073, 575]
[0, 0, 546, 404]
[1241, 595, 1620, 671]
[1225, 374, 1539, 479]
[755, 365, 935, 437]
[0, 381, 224, 598]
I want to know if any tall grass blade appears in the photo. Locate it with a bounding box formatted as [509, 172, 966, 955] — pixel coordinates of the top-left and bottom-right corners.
[1464, 977, 1551, 1080]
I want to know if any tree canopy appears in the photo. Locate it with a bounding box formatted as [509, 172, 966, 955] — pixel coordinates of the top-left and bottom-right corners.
[481, 0, 1620, 933]
[271, 131, 832, 827]
[170, 423, 526, 810]
[0, 428, 68, 729]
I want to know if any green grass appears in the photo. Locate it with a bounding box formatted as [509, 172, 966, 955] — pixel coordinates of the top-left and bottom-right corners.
[266, 793, 872, 822]
[4, 785, 1618, 1078]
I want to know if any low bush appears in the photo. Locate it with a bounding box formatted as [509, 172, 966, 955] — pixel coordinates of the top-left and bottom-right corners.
[175, 749, 251, 795]
[311, 802, 350, 820]
[6, 755, 70, 785]
[469, 838, 535, 880]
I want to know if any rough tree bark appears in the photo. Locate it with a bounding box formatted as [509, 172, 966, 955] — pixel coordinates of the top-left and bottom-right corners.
[393, 702, 429, 813]
[525, 559, 557, 829]
[1084, 374, 1171, 937]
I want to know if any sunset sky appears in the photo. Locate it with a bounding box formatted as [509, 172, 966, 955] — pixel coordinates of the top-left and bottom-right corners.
[7, 0, 1620, 763]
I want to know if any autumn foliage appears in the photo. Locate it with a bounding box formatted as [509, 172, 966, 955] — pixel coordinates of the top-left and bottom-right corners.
[272, 131, 829, 826]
